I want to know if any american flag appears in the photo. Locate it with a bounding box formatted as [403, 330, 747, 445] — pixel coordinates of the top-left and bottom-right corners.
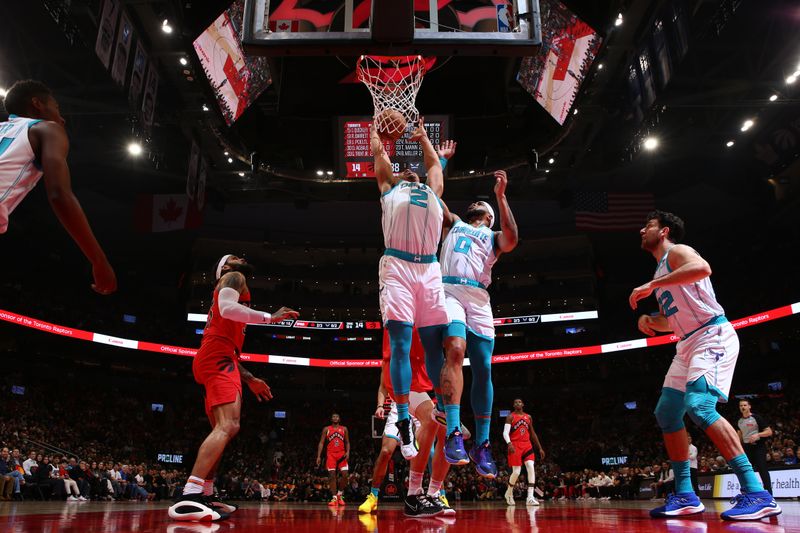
[574, 192, 655, 231]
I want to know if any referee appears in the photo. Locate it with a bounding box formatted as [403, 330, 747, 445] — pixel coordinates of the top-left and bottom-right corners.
[736, 399, 773, 494]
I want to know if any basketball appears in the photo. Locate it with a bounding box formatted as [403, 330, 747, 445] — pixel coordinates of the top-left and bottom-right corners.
[376, 108, 407, 142]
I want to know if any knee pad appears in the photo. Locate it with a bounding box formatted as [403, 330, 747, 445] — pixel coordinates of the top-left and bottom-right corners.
[654, 387, 686, 433]
[387, 321, 413, 395]
[684, 377, 721, 430]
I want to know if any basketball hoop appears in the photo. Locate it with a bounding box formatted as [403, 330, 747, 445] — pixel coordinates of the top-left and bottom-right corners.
[357, 55, 426, 134]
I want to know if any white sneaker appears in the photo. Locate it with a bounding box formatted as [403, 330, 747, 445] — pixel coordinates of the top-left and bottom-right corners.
[526, 497, 539, 506]
[397, 418, 418, 460]
[68, 496, 79, 501]
[78, 496, 88, 501]
[505, 492, 515, 506]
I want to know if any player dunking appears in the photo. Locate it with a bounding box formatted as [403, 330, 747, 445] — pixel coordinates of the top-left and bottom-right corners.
[0, 80, 116, 294]
[503, 398, 544, 506]
[631, 211, 780, 521]
[429, 170, 518, 472]
[372, 118, 451, 461]
[168, 255, 298, 522]
[316, 414, 350, 507]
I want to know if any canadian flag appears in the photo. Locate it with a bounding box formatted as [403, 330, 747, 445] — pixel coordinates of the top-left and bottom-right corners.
[134, 194, 203, 233]
[268, 20, 299, 32]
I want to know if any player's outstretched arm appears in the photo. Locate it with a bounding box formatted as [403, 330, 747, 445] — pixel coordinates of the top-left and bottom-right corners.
[371, 124, 396, 195]
[493, 170, 518, 254]
[441, 200, 459, 236]
[410, 117, 443, 197]
[35, 121, 116, 295]
[629, 245, 712, 309]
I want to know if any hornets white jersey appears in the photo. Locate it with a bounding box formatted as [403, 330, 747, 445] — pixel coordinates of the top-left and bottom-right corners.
[381, 180, 444, 261]
[0, 115, 44, 234]
[440, 220, 497, 289]
[653, 247, 725, 338]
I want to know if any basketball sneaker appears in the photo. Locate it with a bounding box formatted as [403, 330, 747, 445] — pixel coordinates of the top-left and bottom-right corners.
[207, 495, 238, 514]
[444, 430, 469, 465]
[437, 494, 456, 516]
[404, 493, 443, 518]
[720, 491, 781, 521]
[526, 496, 540, 506]
[397, 418, 419, 459]
[649, 492, 705, 518]
[359, 493, 378, 513]
[468, 439, 498, 478]
[430, 410, 472, 439]
[328, 496, 339, 507]
[168, 494, 230, 522]
[505, 489, 515, 506]
[337, 494, 346, 506]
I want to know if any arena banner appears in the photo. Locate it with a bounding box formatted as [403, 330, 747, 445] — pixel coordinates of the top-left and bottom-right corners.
[698, 468, 800, 498]
[94, 0, 120, 70]
[1, 303, 798, 368]
[110, 10, 133, 87]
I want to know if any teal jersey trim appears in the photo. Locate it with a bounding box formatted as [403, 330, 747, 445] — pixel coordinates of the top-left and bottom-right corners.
[384, 248, 438, 264]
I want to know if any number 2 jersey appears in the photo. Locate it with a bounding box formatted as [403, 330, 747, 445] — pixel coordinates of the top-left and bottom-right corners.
[653, 247, 725, 339]
[0, 115, 44, 234]
[381, 180, 444, 260]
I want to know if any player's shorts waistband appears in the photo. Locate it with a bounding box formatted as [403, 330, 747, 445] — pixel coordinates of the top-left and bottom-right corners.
[681, 315, 728, 341]
[384, 248, 438, 264]
[442, 276, 487, 290]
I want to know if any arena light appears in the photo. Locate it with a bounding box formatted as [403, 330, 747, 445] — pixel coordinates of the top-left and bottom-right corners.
[615, 13, 623, 26]
[769, 94, 778, 102]
[573, 109, 579, 115]
[726, 140, 735, 148]
[326, 171, 334, 176]
[0, 87, 7, 98]
[202, 104, 209, 112]
[227, 157, 233, 164]
[469, 170, 475, 174]
[238, 172, 245, 177]
[161, 19, 173, 34]
[786, 73, 797, 84]
[740, 119, 754, 132]
[316, 170, 324, 176]
[223, 151, 229, 156]
[597, 63, 604, 70]
[179, 57, 188, 66]
[548, 157, 555, 164]
[127, 142, 143, 156]
[643, 137, 659, 151]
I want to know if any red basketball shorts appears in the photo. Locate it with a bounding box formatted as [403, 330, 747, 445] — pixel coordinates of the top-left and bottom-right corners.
[193, 339, 242, 420]
[508, 443, 535, 467]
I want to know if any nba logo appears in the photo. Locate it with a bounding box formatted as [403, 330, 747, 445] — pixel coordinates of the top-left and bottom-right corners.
[497, 4, 514, 33]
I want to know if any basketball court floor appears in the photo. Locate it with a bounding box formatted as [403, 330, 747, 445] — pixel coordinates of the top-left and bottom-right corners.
[2, 500, 797, 532]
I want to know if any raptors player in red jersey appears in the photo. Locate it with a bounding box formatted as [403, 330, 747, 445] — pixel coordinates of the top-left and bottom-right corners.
[168, 255, 298, 522]
[316, 413, 351, 507]
[503, 398, 545, 506]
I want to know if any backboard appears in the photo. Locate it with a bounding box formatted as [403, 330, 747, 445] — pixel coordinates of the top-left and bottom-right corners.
[241, 0, 541, 56]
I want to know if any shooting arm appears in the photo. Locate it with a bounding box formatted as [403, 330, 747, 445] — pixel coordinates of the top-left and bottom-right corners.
[371, 125, 396, 194]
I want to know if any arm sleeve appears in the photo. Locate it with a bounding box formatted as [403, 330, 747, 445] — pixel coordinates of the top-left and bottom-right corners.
[217, 287, 271, 324]
[503, 423, 512, 444]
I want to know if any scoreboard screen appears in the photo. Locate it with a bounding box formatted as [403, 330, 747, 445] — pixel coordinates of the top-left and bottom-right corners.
[337, 115, 451, 178]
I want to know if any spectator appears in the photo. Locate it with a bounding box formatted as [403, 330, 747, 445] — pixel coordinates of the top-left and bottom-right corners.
[22, 451, 38, 480]
[783, 448, 797, 466]
[55, 459, 82, 501]
[0, 447, 24, 500]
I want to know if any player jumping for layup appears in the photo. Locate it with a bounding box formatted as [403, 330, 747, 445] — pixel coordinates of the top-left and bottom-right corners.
[1, 80, 116, 294]
[503, 398, 545, 506]
[316, 413, 350, 507]
[430, 170, 518, 470]
[168, 255, 298, 522]
[372, 118, 450, 461]
[631, 211, 780, 521]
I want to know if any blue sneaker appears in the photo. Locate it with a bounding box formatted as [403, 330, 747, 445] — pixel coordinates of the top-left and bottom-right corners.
[649, 492, 705, 518]
[444, 430, 469, 465]
[720, 491, 781, 521]
[468, 439, 498, 478]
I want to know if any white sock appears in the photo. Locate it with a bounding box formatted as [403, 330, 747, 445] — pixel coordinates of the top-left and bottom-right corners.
[427, 479, 443, 497]
[183, 476, 204, 496]
[337, 490, 343, 496]
[408, 471, 424, 495]
[203, 480, 214, 496]
[525, 461, 536, 486]
[528, 486, 534, 498]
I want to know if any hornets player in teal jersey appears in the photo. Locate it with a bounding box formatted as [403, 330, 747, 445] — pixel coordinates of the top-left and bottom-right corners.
[430, 169, 519, 473]
[0, 80, 116, 294]
[371, 117, 452, 461]
[631, 210, 780, 521]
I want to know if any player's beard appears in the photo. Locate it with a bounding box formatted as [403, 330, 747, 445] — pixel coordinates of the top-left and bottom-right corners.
[465, 208, 487, 224]
[230, 262, 257, 276]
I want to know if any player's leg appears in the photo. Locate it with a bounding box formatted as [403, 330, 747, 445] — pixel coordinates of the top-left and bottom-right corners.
[203, 410, 238, 514]
[683, 325, 779, 521]
[326, 466, 338, 506]
[337, 464, 349, 505]
[404, 395, 445, 517]
[360, 435, 398, 513]
[524, 457, 538, 505]
[506, 465, 521, 505]
[465, 295, 497, 477]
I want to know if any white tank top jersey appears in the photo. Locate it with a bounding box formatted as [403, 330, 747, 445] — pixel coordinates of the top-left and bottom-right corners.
[0, 115, 44, 234]
[653, 247, 726, 339]
[381, 180, 444, 261]
[440, 220, 497, 289]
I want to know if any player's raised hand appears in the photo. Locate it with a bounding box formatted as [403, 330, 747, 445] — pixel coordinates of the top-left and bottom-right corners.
[369, 124, 383, 155]
[629, 282, 654, 309]
[436, 140, 457, 160]
[494, 170, 508, 197]
[409, 116, 427, 142]
[247, 378, 273, 402]
[637, 315, 656, 336]
[271, 307, 299, 323]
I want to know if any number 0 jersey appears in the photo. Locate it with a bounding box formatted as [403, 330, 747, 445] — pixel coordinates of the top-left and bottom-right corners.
[381, 180, 444, 262]
[440, 220, 497, 289]
[0, 115, 44, 234]
[653, 247, 725, 339]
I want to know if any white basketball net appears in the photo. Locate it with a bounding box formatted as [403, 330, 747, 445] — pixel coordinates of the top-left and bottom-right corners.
[357, 55, 426, 133]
